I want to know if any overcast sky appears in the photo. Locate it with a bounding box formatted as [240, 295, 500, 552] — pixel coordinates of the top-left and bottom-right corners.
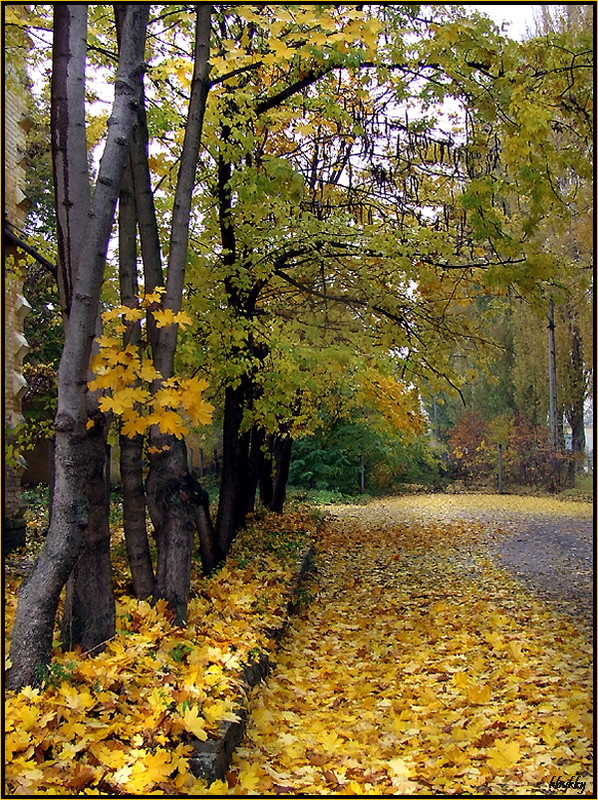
[469, 3, 539, 40]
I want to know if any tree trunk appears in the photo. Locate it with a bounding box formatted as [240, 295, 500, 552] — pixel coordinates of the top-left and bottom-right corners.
[146, 437, 196, 621]
[7, 4, 149, 691]
[215, 382, 246, 556]
[245, 424, 266, 516]
[259, 433, 274, 508]
[121, 433, 154, 597]
[187, 470, 222, 575]
[51, 4, 89, 317]
[118, 159, 154, 598]
[61, 416, 115, 652]
[565, 319, 587, 478]
[145, 5, 214, 616]
[52, 3, 116, 655]
[270, 435, 293, 514]
[547, 297, 560, 451]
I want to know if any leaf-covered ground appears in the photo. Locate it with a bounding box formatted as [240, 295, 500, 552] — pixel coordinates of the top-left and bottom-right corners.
[215, 496, 593, 796]
[4, 495, 593, 796]
[4, 508, 318, 796]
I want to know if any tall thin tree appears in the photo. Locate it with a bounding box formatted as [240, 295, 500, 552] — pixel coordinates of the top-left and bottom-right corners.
[7, 4, 149, 691]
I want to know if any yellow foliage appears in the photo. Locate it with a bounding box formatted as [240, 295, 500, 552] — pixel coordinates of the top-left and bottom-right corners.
[88, 296, 212, 437]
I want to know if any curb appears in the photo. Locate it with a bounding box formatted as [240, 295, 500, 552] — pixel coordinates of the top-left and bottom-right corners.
[188, 543, 316, 783]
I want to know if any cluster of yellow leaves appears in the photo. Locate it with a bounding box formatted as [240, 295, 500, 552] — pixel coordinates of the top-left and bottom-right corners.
[88, 290, 213, 438]
[4, 509, 319, 796]
[201, 496, 592, 795]
[360, 371, 425, 440]
[208, 6, 383, 84]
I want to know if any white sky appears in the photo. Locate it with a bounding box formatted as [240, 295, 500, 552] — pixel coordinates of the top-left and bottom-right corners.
[469, 3, 539, 40]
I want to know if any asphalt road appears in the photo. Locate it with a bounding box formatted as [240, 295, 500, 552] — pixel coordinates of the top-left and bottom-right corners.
[492, 513, 594, 632]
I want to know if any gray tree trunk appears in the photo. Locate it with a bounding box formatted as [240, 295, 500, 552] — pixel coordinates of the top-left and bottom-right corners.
[146, 4, 214, 620]
[118, 160, 154, 599]
[51, 4, 89, 317]
[7, 4, 149, 691]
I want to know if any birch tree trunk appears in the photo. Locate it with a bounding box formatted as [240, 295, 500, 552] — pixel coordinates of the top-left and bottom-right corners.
[7, 4, 149, 691]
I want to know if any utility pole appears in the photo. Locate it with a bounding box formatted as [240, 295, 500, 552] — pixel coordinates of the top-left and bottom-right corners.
[547, 297, 559, 451]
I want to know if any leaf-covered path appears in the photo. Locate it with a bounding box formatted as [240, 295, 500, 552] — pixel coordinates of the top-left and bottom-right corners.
[216, 496, 593, 795]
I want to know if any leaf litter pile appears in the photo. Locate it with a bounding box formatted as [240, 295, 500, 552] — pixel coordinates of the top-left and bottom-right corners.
[4, 508, 318, 795]
[4, 495, 593, 796]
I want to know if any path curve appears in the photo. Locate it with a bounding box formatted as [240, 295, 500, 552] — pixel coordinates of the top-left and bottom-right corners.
[489, 513, 593, 632]
[224, 494, 593, 796]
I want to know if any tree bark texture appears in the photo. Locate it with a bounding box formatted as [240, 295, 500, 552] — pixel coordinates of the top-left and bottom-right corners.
[118, 160, 154, 599]
[215, 382, 249, 555]
[145, 5, 214, 614]
[259, 433, 274, 508]
[270, 434, 293, 513]
[244, 424, 267, 517]
[152, 3, 212, 379]
[51, 4, 89, 317]
[547, 297, 560, 451]
[146, 437, 196, 622]
[7, 4, 149, 691]
[51, 3, 115, 655]
[565, 319, 587, 459]
[60, 421, 115, 652]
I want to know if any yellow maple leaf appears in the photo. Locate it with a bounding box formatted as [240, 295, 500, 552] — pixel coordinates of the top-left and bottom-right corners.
[152, 308, 192, 329]
[174, 310, 193, 329]
[156, 409, 189, 438]
[452, 671, 470, 689]
[101, 306, 127, 323]
[154, 385, 182, 409]
[94, 334, 121, 349]
[140, 286, 166, 306]
[137, 362, 162, 383]
[466, 684, 491, 704]
[541, 723, 559, 747]
[142, 748, 175, 783]
[121, 413, 149, 438]
[487, 739, 521, 770]
[120, 305, 144, 322]
[387, 757, 412, 778]
[153, 308, 177, 328]
[181, 706, 208, 740]
[19, 705, 40, 731]
[178, 378, 214, 426]
[98, 386, 150, 416]
[319, 729, 343, 752]
[506, 640, 524, 662]
[88, 370, 114, 391]
[238, 762, 263, 791]
[484, 630, 504, 651]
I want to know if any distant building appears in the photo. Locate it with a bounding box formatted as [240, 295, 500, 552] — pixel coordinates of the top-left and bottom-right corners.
[4, 19, 32, 550]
